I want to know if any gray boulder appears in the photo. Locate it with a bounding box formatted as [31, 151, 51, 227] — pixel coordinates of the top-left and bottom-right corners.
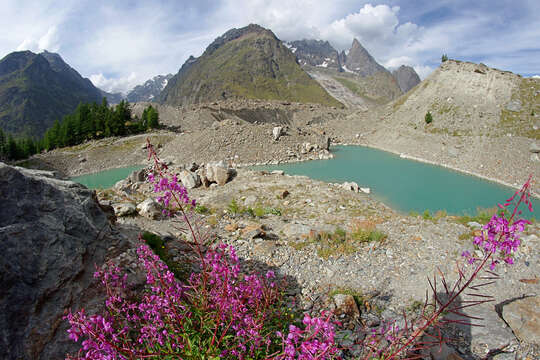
[272, 126, 284, 141]
[129, 168, 147, 183]
[529, 142, 540, 153]
[506, 100, 522, 112]
[281, 223, 312, 239]
[0, 163, 124, 359]
[342, 181, 359, 192]
[113, 202, 137, 216]
[206, 161, 231, 186]
[136, 198, 162, 219]
[319, 136, 331, 151]
[502, 296, 540, 345]
[114, 179, 130, 192]
[178, 169, 201, 189]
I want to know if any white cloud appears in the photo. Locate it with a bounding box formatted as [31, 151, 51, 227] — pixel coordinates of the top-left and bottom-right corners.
[413, 65, 434, 80]
[38, 26, 60, 52]
[2, 1, 539, 93]
[16, 26, 60, 53]
[89, 72, 138, 94]
[15, 38, 38, 52]
[383, 57, 433, 79]
[324, 4, 400, 48]
[320, 4, 423, 52]
[384, 56, 415, 69]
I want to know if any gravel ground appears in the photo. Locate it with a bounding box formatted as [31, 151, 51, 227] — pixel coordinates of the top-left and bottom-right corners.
[101, 168, 540, 359]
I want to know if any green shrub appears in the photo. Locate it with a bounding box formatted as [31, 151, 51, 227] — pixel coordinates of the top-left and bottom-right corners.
[227, 199, 242, 214]
[142, 231, 189, 280]
[253, 206, 266, 218]
[441, 54, 448, 62]
[266, 207, 282, 216]
[194, 204, 210, 214]
[425, 111, 433, 124]
[455, 207, 498, 225]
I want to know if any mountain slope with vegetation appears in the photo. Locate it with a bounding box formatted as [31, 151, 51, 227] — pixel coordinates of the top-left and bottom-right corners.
[160, 24, 342, 107]
[0, 50, 103, 137]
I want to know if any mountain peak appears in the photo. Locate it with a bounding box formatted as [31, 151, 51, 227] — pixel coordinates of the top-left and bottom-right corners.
[0, 51, 41, 77]
[159, 25, 341, 107]
[204, 24, 277, 58]
[342, 38, 388, 77]
[40, 50, 70, 73]
[0, 50, 102, 137]
[392, 65, 421, 93]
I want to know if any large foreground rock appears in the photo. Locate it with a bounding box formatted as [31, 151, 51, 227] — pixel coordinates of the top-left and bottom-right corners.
[502, 296, 540, 345]
[0, 163, 124, 359]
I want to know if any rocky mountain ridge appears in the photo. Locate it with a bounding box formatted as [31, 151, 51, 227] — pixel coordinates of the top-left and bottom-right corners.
[0, 50, 103, 137]
[285, 39, 342, 71]
[288, 38, 406, 107]
[127, 73, 173, 103]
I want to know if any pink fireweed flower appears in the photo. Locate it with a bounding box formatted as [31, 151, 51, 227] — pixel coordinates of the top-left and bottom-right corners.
[65, 140, 340, 360]
[462, 175, 533, 268]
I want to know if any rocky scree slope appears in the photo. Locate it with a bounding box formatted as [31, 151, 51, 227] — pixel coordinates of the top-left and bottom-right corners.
[0, 50, 103, 137]
[33, 99, 347, 177]
[103, 165, 540, 359]
[159, 24, 342, 107]
[388, 60, 529, 135]
[301, 38, 402, 106]
[0, 163, 127, 359]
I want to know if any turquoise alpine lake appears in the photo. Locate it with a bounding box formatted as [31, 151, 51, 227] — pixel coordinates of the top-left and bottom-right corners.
[71, 165, 144, 189]
[255, 145, 538, 218]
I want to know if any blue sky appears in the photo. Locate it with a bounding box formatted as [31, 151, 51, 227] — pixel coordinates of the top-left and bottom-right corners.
[2, 1, 539, 93]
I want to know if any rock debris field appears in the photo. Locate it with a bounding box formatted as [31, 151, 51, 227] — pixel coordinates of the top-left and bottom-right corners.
[100, 164, 540, 360]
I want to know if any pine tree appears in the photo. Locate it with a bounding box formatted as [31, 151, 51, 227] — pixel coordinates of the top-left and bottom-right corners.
[0, 128, 6, 159]
[6, 135, 17, 160]
[147, 105, 159, 129]
[110, 100, 129, 136]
